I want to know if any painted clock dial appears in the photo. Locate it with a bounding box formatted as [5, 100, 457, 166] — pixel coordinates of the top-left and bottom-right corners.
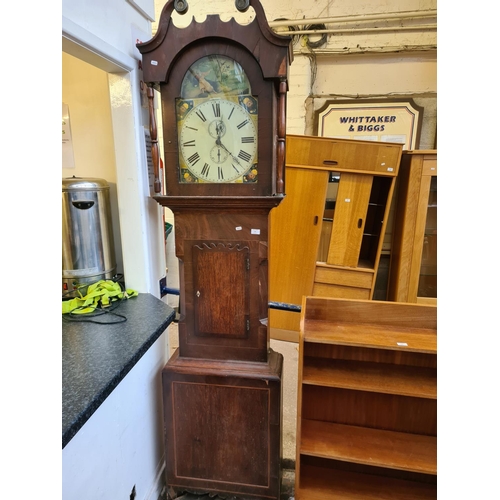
[178, 97, 258, 183]
[176, 55, 259, 184]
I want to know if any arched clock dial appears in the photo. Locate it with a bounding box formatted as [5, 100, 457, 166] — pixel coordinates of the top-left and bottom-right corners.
[178, 97, 258, 183]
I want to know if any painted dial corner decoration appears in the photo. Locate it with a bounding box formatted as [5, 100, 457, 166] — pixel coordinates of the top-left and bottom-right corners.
[176, 55, 258, 184]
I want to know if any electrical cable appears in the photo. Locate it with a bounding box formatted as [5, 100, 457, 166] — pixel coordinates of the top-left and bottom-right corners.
[62, 300, 128, 324]
[62, 274, 131, 325]
[303, 23, 328, 48]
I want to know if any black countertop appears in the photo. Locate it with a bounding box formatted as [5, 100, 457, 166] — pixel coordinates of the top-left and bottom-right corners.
[62, 293, 175, 448]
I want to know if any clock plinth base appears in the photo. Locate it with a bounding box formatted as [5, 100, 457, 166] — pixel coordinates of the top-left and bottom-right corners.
[163, 349, 283, 500]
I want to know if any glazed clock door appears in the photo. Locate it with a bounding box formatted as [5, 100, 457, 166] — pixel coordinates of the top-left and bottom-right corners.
[156, 40, 279, 198]
[176, 55, 259, 185]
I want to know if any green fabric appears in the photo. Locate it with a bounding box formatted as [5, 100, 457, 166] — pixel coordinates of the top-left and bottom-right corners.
[62, 280, 138, 315]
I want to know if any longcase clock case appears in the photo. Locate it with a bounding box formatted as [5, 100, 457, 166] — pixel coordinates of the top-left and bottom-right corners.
[137, 1, 292, 499]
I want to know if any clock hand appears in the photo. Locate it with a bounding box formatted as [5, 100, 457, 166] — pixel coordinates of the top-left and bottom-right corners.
[215, 114, 225, 141]
[215, 121, 223, 139]
[216, 138, 243, 167]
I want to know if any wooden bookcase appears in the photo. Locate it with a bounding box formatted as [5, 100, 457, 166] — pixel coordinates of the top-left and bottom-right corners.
[269, 135, 402, 338]
[387, 150, 437, 304]
[295, 296, 437, 499]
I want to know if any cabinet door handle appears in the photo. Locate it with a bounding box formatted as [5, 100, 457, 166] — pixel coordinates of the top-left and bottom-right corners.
[323, 160, 338, 166]
[358, 218, 363, 228]
[314, 216, 319, 225]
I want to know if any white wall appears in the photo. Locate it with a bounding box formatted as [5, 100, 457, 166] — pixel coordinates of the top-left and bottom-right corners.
[62, 2, 169, 499]
[62, 334, 167, 500]
[63, 0, 166, 297]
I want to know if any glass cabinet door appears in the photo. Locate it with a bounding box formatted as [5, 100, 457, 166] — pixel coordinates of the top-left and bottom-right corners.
[417, 176, 437, 299]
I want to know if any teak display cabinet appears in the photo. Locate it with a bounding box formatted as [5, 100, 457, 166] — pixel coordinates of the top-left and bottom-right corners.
[295, 296, 437, 499]
[269, 135, 403, 336]
[388, 150, 437, 304]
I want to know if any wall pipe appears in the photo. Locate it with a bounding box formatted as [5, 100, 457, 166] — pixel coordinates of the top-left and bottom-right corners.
[268, 10, 437, 28]
[275, 25, 436, 36]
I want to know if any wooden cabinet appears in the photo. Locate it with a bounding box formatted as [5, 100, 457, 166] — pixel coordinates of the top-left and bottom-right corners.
[295, 296, 437, 500]
[269, 135, 402, 337]
[388, 150, 437, 304]
[269, 165, 329, 336]
[163, 350, 283, 499]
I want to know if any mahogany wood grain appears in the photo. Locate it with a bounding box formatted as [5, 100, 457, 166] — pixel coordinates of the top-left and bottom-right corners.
[147, 86, 161, 193]
[138, 2, 292, 498]
[163, 349, 283, 500]
[193, 244, 249, 337]
[276, 80, 287, 194]
[138, 4, 292, 198]
[171, 212, 272, 362]
[152, 195, 282, 212]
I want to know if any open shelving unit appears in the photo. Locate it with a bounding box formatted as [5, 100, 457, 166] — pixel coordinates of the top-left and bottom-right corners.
[296, 296, 437, 499]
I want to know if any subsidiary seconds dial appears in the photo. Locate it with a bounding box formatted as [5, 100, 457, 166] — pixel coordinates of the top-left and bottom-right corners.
[179, 98, 257, 183]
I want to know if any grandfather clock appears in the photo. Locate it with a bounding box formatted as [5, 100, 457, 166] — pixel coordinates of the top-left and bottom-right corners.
[137, 1, 292, 498]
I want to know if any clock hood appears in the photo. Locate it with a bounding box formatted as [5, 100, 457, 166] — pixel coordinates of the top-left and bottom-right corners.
[137, 0, 292, 87]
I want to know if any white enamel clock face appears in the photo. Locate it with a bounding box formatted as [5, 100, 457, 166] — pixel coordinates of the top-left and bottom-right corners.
[178, 97, 258, 183]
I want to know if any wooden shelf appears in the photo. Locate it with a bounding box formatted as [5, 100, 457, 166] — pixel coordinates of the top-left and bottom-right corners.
[303, 319, 436, 354]
[302, 357, 437, 398]
[297, 464, 437, 500]
[296, 297, 437, 500]
[300, 419, 436, 474]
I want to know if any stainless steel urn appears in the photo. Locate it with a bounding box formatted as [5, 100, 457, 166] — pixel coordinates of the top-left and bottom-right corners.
[62, 176, 117, 297]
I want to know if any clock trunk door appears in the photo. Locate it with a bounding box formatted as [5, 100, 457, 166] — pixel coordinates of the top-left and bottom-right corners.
[193, 243, 250, 338]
